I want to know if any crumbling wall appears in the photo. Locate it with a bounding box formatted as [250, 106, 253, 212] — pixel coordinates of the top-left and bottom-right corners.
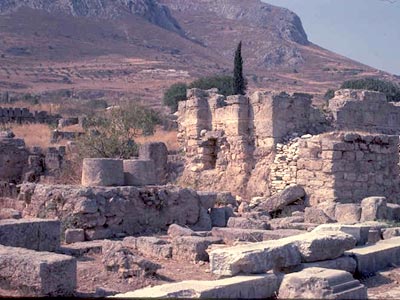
[0, 107, 61, 125]
[295, 132, 400, 206]
[329, 89, 400, 134]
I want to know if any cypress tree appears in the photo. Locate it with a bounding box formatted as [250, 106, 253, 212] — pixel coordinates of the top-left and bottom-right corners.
[233, 41, 246, 95]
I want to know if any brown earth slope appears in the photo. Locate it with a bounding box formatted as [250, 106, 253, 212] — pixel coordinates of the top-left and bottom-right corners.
[0, 0, 397, 109]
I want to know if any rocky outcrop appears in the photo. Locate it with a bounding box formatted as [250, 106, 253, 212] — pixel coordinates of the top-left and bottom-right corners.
[0, 0, 184, 35]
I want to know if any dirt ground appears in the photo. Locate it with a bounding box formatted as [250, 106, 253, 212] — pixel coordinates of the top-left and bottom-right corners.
[363, 267, 400, 299]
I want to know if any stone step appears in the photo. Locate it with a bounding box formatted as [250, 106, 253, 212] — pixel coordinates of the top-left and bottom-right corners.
[58, 240, 104, 257]
[345, 237, 400, 275]
[278, 267, 367, 299]
[112, 274, 279, 299]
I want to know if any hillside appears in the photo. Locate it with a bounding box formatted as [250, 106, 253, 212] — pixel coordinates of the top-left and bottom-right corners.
[0, 0, 396, 110]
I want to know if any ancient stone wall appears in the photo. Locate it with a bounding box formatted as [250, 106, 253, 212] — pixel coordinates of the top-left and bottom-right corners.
[329, 89, 400, 134]
[0, 107, 61, 125]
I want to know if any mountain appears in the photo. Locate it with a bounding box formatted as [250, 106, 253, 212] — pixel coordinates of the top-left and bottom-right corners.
[0, 0, 396, 109]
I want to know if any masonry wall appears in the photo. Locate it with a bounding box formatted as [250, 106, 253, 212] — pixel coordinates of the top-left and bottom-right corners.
[0, 107, 61, 125]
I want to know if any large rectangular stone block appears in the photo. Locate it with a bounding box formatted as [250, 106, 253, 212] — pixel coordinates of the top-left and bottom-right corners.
[0, 245, 76, 296]
[0, 218, 60, 251]
[113, 274, 279, 299]
[345, 237, 400, 275]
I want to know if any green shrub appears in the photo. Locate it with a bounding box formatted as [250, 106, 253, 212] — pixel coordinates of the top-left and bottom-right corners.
[163, 82, 188, 113]
[324, 89, 335, 100]
[340, 78, 400, 102]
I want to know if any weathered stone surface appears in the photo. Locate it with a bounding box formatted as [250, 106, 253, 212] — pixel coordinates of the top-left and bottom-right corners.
[21, 184, 202, 237]
[368, 229, 381, 244]
[138, 142, 168, 185]
[172, 236, 223, 262]
[312, 224, 370, 246]
[65, 228, 85, 244]
[210, 207, 228, 227]
[102, 241, 160, 278]
[168, 224, 196, 238]
[335, 204, 361, 224]
[211, 227, 303, 244]
[301, 256, 357, 274]
[285, 232, 356, 263]
[254, 185, 305, 213]
[304, 207, 334, 224]
[85, 227, 112, 241]
[269, 216, 305, 230]
[278, 267, 367, 299]
[0, 208, 21, 219]
[226, 217, 270, 230]
[197, 191, 217, 209]
[58, 240, 104, 257]
[0, 218, 60, 251]
[123, 159, 157, 186]
[345, 237, 400, 275]
[191, 207, 212, 231]
[82, 158, 124, 187]
[382, 227, 400, 240]
[360, 197, 387, 222]
[209, 238, 301, 277]
[113, 273, 279, 299]
[123, 236, 172, 259]
[0, 245, 76, 296]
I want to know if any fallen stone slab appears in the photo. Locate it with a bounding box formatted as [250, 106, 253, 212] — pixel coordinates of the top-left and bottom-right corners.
[345, 237, 400, 276]
[0, 218, 60, 251]
[123, 236, 172, 259]
[335, 203, 361, 224]
[360, 196, 387, 222]
[304, 207, 334, 224]
[65, 228, 85, 244]
[227, 217, 270, 230]
[211, 227, 304, 243]
[278, 267, 367, 299]
[313, 224, 370, 246]
[209, 231, 356, 277]
[301, 256, 357, 274]
[209, 238, 301, 277]
[58, 240, 104, 257]
[172, 236, 223, 262]
[168, 224, 197, 238]
[112, 273, 279, 299]
[0, 245, 76, 296]
[254, 185, 305, 213]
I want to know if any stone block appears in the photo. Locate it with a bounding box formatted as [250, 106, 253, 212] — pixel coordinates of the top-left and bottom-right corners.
[335, 204, 361, 224]
[301, 256, 357, 274]
[172, 236, 223, 262]
[278, 267, 367, 299]
[58, 240, 104, 257]
[387, 203, 400, 221]
[123, 159, 157, 186]
[227, 217, 270, 230]
[65, 229, 85, 244]
[360, 196, 387, 222]
[209, 238, 301, 277]
[197, 191, 217, 209]
[304, 207, 334, 224]
[82, 158, 124, 187]
[312, 224, 370, 246]
[167, 224, 196, 238]
[85, 227, 112, 241]
[382, 227, 400, 240]
[0, 218, 60, 251]
[139, 142, 168, 184]
[255, 185, 305, 213]
[0, 245, 76, 296]
[210, 207, 227, 227]
[125, 236, 172, 259]
[345, 237, 400, 275]
[211, 227, 303, 243]
[113, 274, 280, 299]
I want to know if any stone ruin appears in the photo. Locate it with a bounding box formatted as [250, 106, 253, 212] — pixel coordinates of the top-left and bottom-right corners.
[1, 88, 400, 298]
[0, 106, 61, 125]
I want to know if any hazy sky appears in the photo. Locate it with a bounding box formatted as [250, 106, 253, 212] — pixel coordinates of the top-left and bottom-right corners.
[263, 0, 400, 75]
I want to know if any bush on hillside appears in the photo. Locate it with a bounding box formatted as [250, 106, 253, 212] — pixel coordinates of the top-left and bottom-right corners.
[163, 82, 188, 114]
[340, 78, 400, 102]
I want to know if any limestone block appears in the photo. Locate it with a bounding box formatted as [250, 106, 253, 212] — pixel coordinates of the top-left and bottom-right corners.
[387, 203, 400, 221]
[124, 236, 172, 259]
[302, 256, 357, 274]
[304, 207, 334, 224]
[172, 236, 223, 262]
[210, 207, 227, 227]
[65, 229, 85, 244]
[368, 229, 382, 244]
[345, 237, 400, 275]
[211, 227, 303, 244]
[255, 185, 305, 213]
[335, 204, 361, 224]
[278, 267, 367, 299]
[360, 197, 387, 221]
[123, 159, 157, 186]
[0, 218, 60, 251]
[382, 227, 400, 240]
[84, 227, 112, 240]
[227, 217, 270, 230]
[167, 224, 196, 238]
[197, 191, 217, 209]
[209, 239, 301, 277]
[113, 274, 280, 299]
[312, 224, 370, 246]
[82, 158, 124, 187]
[191, 207, 212, 231]
[139, 142, 168, 184]
[0, 245, 76, 296]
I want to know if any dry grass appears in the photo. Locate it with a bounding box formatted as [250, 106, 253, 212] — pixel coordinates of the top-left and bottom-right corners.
[6, 123, 53, 149]
[135, 127, 179, 151]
